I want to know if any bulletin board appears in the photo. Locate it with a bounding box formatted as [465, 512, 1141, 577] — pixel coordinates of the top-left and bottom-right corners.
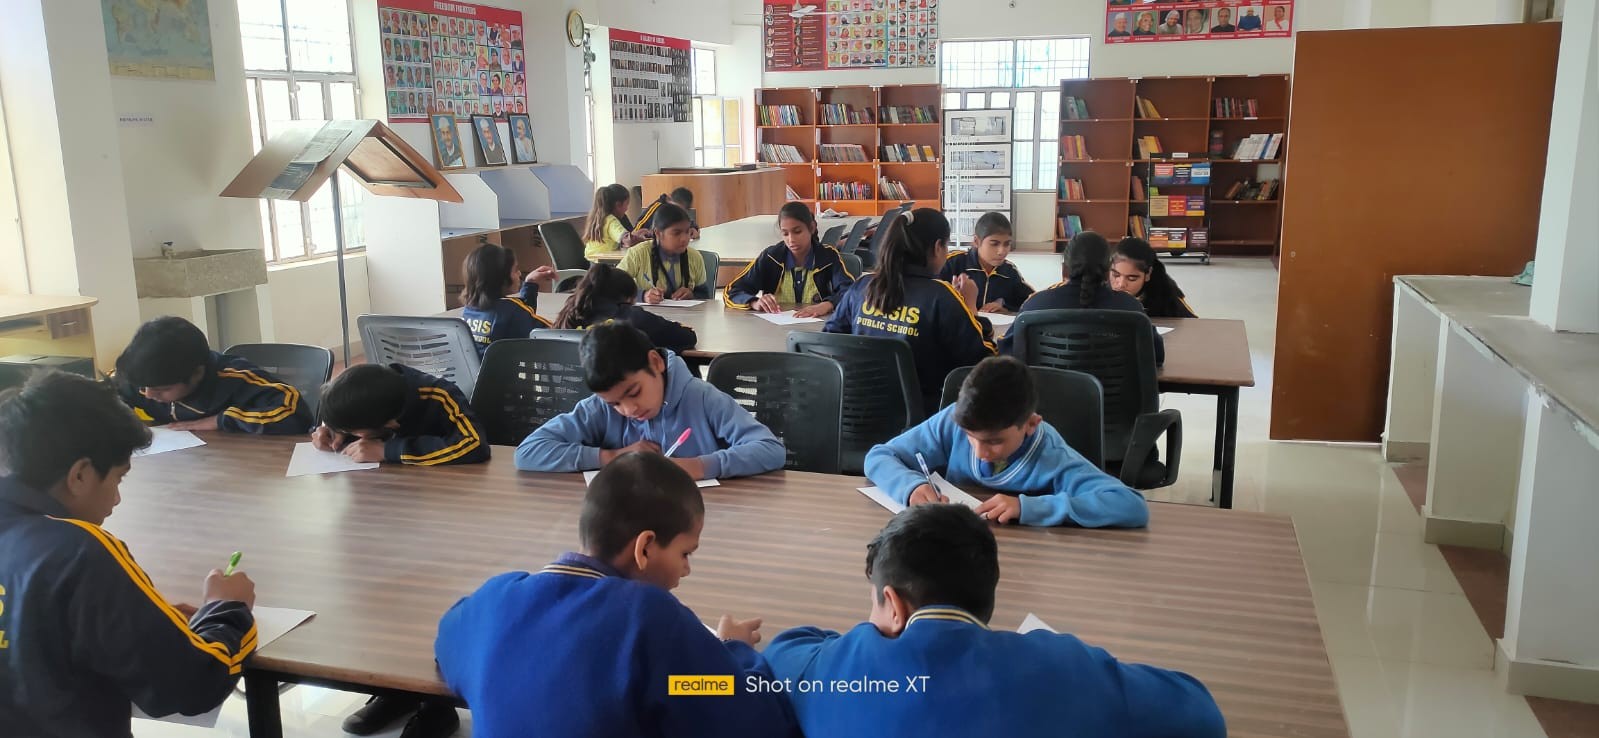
[763, 0, 939, 73]
[1104, 1, 1294, 44]
[378, 0, 526, 122]
[610, 29, 693, 124]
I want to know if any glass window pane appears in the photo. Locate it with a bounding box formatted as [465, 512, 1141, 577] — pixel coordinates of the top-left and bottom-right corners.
[941, 40, 1012, 88]
[989, 91, 1011, 109]
[329, 82, 357, 119]
[693, 48, 716, 96]
[943, 92, 961, 111]
[337, 172, 365, 250]
[259, 79, 294, 139]
[964, 92, 986, 109]
[1037, 139, 1058, 192]
[704, 148, 725, 167]
[692, 98, 704, 147]
[246, 78, 263, 151]
[1014, 91, 1035, 141]
[259, 200, 276, 261]
[1013, 141, 1034, 190]
[238, 0, 288, 71]
[307, 188, 336, 255]
[1040, 90, 1060, 138]
[694, 150, 705, 167]
[704, 98, 723, 146]
[296, 81, 326, 121]
[276, 202, 306, 260]
[1016, 38, 1091, 87]
[726, 145, 742, 164]
[723, 98, 740, 146]
[284, 0, 354, 73]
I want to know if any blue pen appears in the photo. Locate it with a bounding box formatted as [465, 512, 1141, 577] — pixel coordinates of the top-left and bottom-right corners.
[915, 452, 932, 483]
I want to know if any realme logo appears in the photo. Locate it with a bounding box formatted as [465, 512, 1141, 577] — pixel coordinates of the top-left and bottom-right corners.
[668, 675, 733, 696]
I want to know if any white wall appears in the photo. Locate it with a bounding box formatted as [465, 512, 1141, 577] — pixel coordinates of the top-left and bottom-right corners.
[0, 84, 25, 294]
[266, 256, 371, 350]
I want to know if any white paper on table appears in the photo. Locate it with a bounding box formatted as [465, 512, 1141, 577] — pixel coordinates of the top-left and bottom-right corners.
[929, 472, 983, 511]
[134, 428, 206, 457]
[652, 299, 705, 308]
[753, 310, 825, 326]
[285, 442, 379, 477]
[1157, 326, 1174, 335]
[857, 486, 906, 514]
[1018, 613, 1056, 634]
[982, 313, 1017, 328]
[132, 606, 317, 727]
[584, 470, 720, 488]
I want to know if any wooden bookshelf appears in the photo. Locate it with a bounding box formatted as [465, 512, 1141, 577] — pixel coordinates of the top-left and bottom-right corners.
[1058, 75, 1290, 259]
[757, 84, 942, 216]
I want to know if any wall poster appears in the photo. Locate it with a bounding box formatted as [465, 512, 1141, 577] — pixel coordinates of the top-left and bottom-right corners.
[378, 0, 526, 123]
[763, 0, 939, 72]
[1104, 1, 1294, 43]
[610, 29, 692, 124]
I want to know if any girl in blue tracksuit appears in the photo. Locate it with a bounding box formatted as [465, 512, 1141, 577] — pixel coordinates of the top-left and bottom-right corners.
[552, 263, 697, 353]
[459, 243, 553, 358]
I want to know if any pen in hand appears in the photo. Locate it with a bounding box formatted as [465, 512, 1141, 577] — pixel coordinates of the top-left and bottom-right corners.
[664, 428, 692, 457]
[223, 551, 242, 577]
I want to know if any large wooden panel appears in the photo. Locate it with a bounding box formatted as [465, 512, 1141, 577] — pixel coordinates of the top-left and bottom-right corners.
[1270, 23, 1560, 442]
[641, 168, 788, 227]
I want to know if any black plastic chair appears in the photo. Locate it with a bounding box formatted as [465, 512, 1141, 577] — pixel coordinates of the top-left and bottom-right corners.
[706, 352, 844, 474]
[537, 220, 593, 290]
[1008, 309, 1182, 489]
[940, 365, 1104, 468]
[469, 338, 589, 445]
[838, 250, 863, 279]
[819, 224, 847, 250]
[858, 206, 908, 269]
[787, 332, 922, 475]
[837, 218, 871, 256]
[224, 343, 335, 418]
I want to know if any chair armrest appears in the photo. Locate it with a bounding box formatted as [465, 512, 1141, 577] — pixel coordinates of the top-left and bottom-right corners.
[1119, 409, 1182, 488]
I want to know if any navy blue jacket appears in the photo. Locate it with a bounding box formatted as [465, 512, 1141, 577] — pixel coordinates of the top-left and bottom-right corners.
[1004, 280, 1165, 365]
[118, 352, 313, 435]
[725, 243, 856, 309]
[825, 266, 997, 410]
[0, 476, 256, 736]
[557, 300, 697, 354]
[463, 282, 553, 358]
[325, 365, 489, 465]
[938, 249, 1036, 311]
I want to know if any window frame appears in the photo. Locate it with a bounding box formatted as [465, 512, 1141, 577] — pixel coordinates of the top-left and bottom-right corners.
[690, 48, 741, 167]
[940, 37, 1088, 193]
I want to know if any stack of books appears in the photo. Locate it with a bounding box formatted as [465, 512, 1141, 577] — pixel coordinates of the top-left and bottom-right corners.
[1063, 135, 1090, 160]
[881, 144, 938, 162]
[1213, 98, 1260, 118]
[1129, 214, 1152, 239]
[818, 144, 870, 163]
[1060, 178, 1086, 200]
[878, 179, 912, 200]
[819, 181, 872, 200]
[1135, 97, 1162, 119]
[821, 104, 874, 125]
[1221, 179, 1281, 200]
[1058, 214, 1085, 239]
[1136, 135, 1165, 159]
[758, 143, 807, 163]
[1230, 133, 1283, 160]
[1063, 96, 1091, 120]
[877, 106, 937, 123]
[758, 105, 804, 126]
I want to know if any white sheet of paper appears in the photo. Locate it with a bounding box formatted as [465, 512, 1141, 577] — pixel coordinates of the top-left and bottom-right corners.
[1018, 613, 1056, 634]
[285, 442, 379, 477]
[134, 428, 206, 457]
[930, 472, 983, 510]
[584, 470, 720, 488]
[653, 299, 705, 308]
[857, 486, 906, 514]
[982, 313, 1017, 327]
[133, 606, 316, 727]
[1157, 326, 1174, 335]
[754, 310, 825, 326]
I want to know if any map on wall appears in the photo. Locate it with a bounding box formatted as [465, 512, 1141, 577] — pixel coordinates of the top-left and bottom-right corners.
[764, 0, 939, 73]
[100, 0, 216, 80]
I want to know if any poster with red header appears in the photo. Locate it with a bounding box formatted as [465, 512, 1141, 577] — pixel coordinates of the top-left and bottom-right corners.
[609, 29, 692, 124]
[762, 0, 940, 72]
[1104, 1, 1293, 44]
[763, 1, 826, 71]
[378, 0, 525, 122]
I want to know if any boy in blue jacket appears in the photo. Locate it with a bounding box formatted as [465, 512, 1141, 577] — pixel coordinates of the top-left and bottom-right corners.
[764, 504, 1225, 738]
[515, 323, 784, 480]
[436, 452, 797, 738]
[864, 355, 1148, 528]
[115, 316, 313, 434]
[310, 363, 488, 466]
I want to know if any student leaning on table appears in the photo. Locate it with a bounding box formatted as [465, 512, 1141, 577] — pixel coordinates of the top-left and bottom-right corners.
[724, 202, 857, 316]
[0, 372, 258, 737]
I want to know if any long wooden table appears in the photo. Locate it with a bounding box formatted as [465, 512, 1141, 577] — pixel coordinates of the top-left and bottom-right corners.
[534, 293, 1255, 507]
[113, 435, 1343, 738]
[588, 213, 877, 268]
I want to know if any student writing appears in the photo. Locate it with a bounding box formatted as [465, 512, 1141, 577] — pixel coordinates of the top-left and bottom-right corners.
[310, 363, 488, 466]
[725, 202, 856, 316]
[1005, 231, 1165, 364]
[616, 202, 712, 302]
[1111, 236, 1197, 318]
[460, 243, 555, 358]
[553, 263, 697, 353]
[938, 211, 1035, 313]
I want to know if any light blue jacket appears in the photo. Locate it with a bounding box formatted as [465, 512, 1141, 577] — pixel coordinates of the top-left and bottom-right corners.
[514, 350, 785, 479]
[863, 405, 1149, 527]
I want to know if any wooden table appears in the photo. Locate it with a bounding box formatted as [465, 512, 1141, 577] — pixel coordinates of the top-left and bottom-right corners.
[642, 168, 787, 227]
[112, 435, 1344, 738]
[534, 293, 1255, 507]
[589, 213, 878, 268]
[0, 295, 100, 374]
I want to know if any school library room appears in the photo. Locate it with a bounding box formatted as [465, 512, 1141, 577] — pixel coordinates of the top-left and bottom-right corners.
[0, 0, 1596, 736]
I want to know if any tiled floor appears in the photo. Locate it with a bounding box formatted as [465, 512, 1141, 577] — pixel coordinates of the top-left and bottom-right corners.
[135, 256, 1559, 737]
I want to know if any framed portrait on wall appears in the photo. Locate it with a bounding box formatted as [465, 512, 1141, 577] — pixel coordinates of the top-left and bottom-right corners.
[507, 113, 537, 164]
[431, 113, 465, 169]
[470, 114, 508, 166]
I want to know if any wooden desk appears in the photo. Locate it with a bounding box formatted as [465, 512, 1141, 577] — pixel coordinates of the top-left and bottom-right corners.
[111, 435, 1345, 738]
[439, 213, 587, 310]
[641, 168, 786, 227]
[589, 214, 878, 269]
[0, 295, 100, 372]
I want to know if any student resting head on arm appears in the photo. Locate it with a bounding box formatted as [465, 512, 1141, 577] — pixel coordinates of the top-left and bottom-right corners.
[617, 202, 712, 303]
[582, 183, 635, 261]
[763, 504, 1225, 738]
[514, 323, 784, 480]
[113, 316, 313, 435]
[1004, 230, 1165, 365]
[435, 452, 798, 737]
[460, 243, 555, 358]
[554, 263, 697, 353]
[725, 201, 857, 316]
[0, 372, 257, 737]
[937, 211, 1034, 314]
[1111, 236, 1197, 318]
[311, 363, 488, 466]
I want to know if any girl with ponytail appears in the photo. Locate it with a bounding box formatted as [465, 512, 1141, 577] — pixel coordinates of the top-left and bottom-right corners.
[552, 263, 697, 353]
[1008, 230, 1165, 364]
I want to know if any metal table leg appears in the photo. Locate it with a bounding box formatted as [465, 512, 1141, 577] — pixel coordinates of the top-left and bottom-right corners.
[244, 671, 283, 738]
[1212, 387, 1240, 509]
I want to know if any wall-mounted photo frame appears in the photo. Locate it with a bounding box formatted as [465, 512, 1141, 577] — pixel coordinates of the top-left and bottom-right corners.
[944, 108, 1012, 143]
[945, 144, 1011, 177]
[944, 178, 1012, 211]
[430, 113, 465, 169]
[470, 114, 508, 166]
[506, 113, 538, 164]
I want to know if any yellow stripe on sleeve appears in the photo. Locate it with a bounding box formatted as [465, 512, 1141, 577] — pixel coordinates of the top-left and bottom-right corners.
[721, 257, 763, 309]
[934, 280, 997, 354]
[217, 369, 301, 424]
[398, 387, 483, 465]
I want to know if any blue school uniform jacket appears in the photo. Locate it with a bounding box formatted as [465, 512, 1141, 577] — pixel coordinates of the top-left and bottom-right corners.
[938, 249, 1035, 312]
[0, 476, 256, 737]
[463, 282, 553, 358]
[864, 405, 1148, 527]
[514, 350, 783, 478]
[435, 553, 798, 738]
[118, 351, 313, 435]
[326, 364, 488, 465]
[764, 606, 1225, 738]
[1002, 279, 1165, 364]
[724, 243, 856, 309]
[824, 266, 997, 410]
[561, 300, 697, 354]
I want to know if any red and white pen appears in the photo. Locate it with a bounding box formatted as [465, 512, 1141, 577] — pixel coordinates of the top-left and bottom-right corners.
[663, 428, 692, 457]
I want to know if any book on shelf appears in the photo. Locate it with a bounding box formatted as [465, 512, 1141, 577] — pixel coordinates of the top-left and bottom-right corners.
[1063, 134, 1089, 160]
[1150, 162, 1210, 185]
[819, 144, 870, 163]
[1135, 97, 1162, 119]
[1136, 135, 1164, 159]
[759, 143, 807, 164]
[1149, 194, 1169, 217]
[1063, 96, 1090, 120]
[819, 181, 873, 200]
[880, 144, 936, 162]
[759, 105, 804, 126]
[1060, 178, 1086, 200]
[1213, 97, 1260, 118]
[1131, 176, 1146, 201]
[1129, 215, 1151, 239]
[784, 184, 801, 201]
[1058, 214, 1086, 239]
[1230, 133, 1283, 160]
[1189, 228, 1208, 250]
[1209, 130, 1225, 156]
[878, 179, 912, 200]
[821, 104, 876, 125]
[1150, 227, 1188, 250]
[1221, 178, 1280, 201]
[877, 105, 938, 124]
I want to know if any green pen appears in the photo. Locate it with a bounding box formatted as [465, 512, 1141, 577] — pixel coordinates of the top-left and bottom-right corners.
[223, 551, 242, 577]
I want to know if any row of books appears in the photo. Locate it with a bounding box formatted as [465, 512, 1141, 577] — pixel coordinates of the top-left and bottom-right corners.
[758, 143, 807, 164]
[819, 144, 870, 163]
[758, 105, 805, 126]
[1150, 162, 1211, 185]
[1147, 191, 1206, 217]
[1149, 227, 1192, 251]
[1220, 178, 1281, 200]
[1214, 97, 1260, 118]
[1062, 96, 1091, 120]
[1063, 135, 1090, 160]
[879, 105, 937, 124]
[1060, 178, 1087, 200]
[878, 179, 914, 200]
[1058, 214, 1085, 239]
[819, 181, 873, 200]
[1129, 215, 1153, 239]
[1135, 135, 1165, 159]
[881, 144, 939, 162]
[1230, 133, 1284, 160]
[820, 104, 874, 125]
[1135, 97, 1163, 119]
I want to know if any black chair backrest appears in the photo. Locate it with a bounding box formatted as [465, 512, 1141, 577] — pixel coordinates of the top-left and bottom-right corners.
[819, 224, 847, 249]
[838, 218, 871, 255]
[223, 343, 335, 418]
[939, 365, 1105, 468]
[529, 328, 588, 340]
[787, 332, 922, 474]
[706, 352, 844, 474]
[538, 220, 590, 271]
[470, 338, 589, 445]
[1009, 309, 1159, 463]
[864, 207, 907, 257]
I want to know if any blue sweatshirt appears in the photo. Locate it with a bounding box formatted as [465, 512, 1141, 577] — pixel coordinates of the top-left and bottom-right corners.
[514, 350, 785, 479]
[863, 405, 1149, 527]
[462, 282, 553, 359]
[436, 553, 798, 738]
[764, 606, 1225, 738]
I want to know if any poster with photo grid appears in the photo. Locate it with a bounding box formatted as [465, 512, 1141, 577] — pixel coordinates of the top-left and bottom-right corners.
[609, 29, 692, 124]
[1103, 1, 1293, 43]
[825, 0, 887, 69]
[767, 0, 938, 72]
[378, 0, 526, 122]
[884, 0, 938, 68]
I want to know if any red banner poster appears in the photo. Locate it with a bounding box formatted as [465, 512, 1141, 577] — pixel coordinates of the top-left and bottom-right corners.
[609, 29, 693, 124]
[378, 0, 526, 122]
[1104, 1, 1293, 44]
[763, 1, 826, 71]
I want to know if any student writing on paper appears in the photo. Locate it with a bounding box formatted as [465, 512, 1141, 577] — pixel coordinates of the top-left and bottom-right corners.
[460, 243, 555, 359]
[763, 505, 1224, 738]
[1004, 231, 1165, 365]
[436, 453, 796, 738]
[515, 324, 783, 480]
[826, 209, 996, 411]
[938, 211, 1034, 313]
[865, 356, 1148, 528]
[725, 202, 857, 316]
[616, 203, 713, 302]
[553, 263, 697, 353]
[1111, 237, 1197, 318]
[0, 372, 259, 736]
[310, 364, 488, 466]
[114, 316, 313, 435]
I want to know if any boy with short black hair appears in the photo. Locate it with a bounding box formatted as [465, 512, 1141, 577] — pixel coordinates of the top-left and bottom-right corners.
[640, 187, 701, 240]
[115, 316, 313, 434]
[515, 324, 783, 480]
[0, 371, 258, 735]
[863, 355, 1148, 528]
[436, 452, 796, 736]
[311, 363, 488, 466]
[764, 504, 1225, 738]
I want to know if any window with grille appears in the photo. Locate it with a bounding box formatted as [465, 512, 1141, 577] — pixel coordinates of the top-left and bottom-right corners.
[941, 38, 1089, 191]
[238, 0, 365, 264]
[691, 48, 742, 167]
